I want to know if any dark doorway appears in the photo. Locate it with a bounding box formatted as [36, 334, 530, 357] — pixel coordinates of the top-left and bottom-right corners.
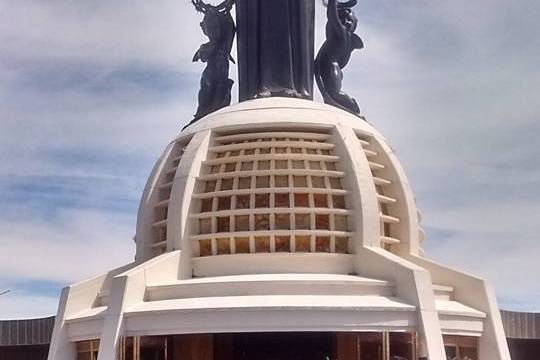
[130, 331, 416, 360]
[218, 332, 334, 360]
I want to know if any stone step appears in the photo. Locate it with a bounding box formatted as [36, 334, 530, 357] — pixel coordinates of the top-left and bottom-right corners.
[131, 294, 415, 315]
[145, 274, 394, 302]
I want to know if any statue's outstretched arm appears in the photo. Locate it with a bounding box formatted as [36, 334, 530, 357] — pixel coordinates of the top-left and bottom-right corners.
[327, 0, 345, 39]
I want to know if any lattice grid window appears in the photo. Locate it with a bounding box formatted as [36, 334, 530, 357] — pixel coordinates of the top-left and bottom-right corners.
[150, 137, 191, 257]
[191, 131, 353, 257]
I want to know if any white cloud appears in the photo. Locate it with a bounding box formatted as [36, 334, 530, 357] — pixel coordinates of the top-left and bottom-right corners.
[0, 293, 59, 320]
[0, 208, 135, 284]
[0, 100, 191, 178]
[0, 0, 201, 67]
[424, 201, 540, 310]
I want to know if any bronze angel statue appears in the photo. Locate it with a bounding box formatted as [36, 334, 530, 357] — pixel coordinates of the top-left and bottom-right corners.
[315, 0, 363, 115]
[188, 0, 236, 127]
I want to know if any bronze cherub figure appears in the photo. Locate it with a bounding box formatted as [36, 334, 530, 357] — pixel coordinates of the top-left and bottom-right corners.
[188, 0, 236, 127]
[315, 0, 364, 116]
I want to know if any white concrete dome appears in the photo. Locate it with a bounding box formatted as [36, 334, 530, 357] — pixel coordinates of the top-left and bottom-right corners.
[49, 97, 511, 360]
[135, 98, 424, 277]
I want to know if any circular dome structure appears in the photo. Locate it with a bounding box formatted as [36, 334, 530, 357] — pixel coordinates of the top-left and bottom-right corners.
[135, 98, 424, 277]
[49, 97, 510, 360]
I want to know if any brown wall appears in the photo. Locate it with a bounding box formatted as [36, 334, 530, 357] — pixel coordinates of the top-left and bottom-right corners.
[172, 334, 214, 360]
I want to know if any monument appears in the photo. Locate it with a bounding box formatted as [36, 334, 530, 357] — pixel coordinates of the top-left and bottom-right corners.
[47, 1, 511, 360]
[189, 0, 236, 125]
[315, 0, 364, 115]
[235, 0, 315, 101]
[189, 0, 362, 125]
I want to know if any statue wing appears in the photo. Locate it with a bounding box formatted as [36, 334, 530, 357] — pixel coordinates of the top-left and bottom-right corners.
[351, 33, 364, 50]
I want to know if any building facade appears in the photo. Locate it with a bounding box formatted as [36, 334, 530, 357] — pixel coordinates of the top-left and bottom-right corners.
[42, 98, 512, 360]
[3, 310, 535, 359]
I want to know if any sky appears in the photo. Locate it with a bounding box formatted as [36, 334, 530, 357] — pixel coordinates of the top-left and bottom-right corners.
[0, 0, 538, 319]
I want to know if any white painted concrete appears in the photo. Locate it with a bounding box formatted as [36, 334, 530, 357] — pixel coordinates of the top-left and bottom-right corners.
[48, 98, 510, 360]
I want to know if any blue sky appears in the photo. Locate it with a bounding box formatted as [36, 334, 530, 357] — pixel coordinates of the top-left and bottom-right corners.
[0, 0, 539, 318]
